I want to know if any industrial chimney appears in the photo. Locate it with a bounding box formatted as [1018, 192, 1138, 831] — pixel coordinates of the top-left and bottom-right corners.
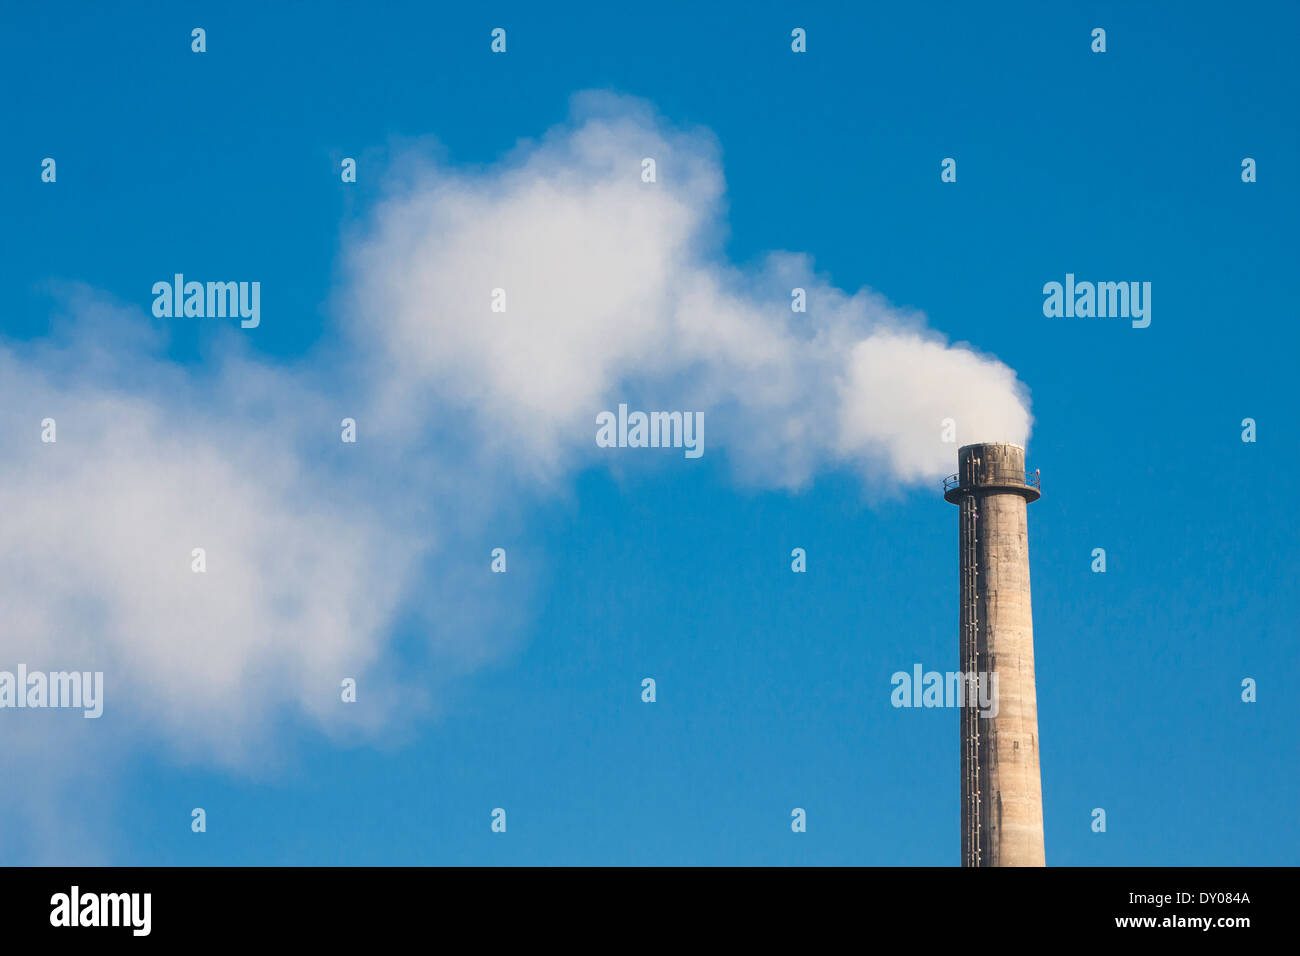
[944, 442, 1046, 867]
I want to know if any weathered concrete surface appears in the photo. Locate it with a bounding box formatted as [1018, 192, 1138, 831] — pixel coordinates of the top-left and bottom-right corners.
[951, 442, 1046, 867]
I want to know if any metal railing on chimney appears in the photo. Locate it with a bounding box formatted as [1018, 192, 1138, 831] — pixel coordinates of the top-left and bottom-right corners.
[944, 471, 1040, 493]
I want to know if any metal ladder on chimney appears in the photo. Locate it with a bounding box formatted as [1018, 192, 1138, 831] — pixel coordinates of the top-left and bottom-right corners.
[960, 477, 983, 867]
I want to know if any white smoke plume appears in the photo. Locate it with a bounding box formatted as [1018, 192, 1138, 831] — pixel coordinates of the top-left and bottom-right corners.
[0, 93, 1030, 859]
[349, 92, 1030, 488]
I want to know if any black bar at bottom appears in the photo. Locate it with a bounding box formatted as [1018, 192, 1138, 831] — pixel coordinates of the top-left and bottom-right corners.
[0, 866, 1280, 942]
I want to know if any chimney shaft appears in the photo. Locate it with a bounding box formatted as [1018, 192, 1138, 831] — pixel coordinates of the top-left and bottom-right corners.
[944, 442, 1045, 867]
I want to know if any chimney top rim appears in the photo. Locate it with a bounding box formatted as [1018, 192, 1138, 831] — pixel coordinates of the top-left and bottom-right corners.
[957, 441, 1026, 453]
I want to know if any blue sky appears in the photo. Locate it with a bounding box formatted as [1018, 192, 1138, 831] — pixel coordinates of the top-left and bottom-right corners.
[1, 1, 1297, 865]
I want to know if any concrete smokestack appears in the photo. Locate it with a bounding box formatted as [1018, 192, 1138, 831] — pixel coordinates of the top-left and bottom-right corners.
[944, 442, 1045, 867]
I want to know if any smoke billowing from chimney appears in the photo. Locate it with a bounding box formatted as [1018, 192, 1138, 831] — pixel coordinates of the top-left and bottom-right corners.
[0, 95, 1033, 857]
[350, 92, 1032, 490]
